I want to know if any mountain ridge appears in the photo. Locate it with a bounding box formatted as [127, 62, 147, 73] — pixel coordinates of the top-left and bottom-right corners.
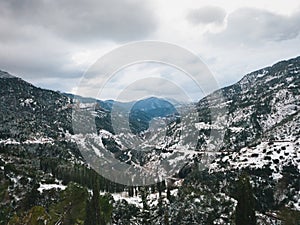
[0, 56, 299, 224]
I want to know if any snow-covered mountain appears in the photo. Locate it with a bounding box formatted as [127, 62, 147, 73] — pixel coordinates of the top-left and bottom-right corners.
[0, 55, 299, 224]
[71, 56, 300, 182]
[0, 71, 73, 143]
[198, 56, 300, 151]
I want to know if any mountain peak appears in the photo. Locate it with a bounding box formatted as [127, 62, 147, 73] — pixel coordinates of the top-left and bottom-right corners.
[0, 70, 16, 79]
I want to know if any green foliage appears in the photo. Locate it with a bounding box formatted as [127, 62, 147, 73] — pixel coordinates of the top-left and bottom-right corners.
[8, 206, 50, 225]
[86, 186, 101, 225]
[48, 182, 88, 225]
[164, 206, 170, 225]
[23, 206, 50, 225]
[279, 207, 300, 225]
[113, 199, 140, 224]
[40, 159, 126, 193]
[21, 180, 40, 211]
[85, 186, 113, 225]
[99, 194, 113, 224]
[0, 180, 11, 225]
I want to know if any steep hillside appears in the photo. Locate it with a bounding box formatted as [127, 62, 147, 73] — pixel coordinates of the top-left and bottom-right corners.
[0, 56, 299, 224]
[197, 56, 300, 151]
[0, 71, 73, 142]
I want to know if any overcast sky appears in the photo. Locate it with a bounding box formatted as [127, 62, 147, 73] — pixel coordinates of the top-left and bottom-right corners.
[1, 0, 300, 101]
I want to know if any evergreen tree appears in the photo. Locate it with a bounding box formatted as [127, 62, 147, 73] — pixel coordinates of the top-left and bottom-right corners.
[140, 187, 150, 225]
[164, 205, 170, 225]
[84, 200, 94, 225]
[85, 185, 101, 225]
[99, 194, 113, 224]
[22, 179, 39, 211]
[235, 173, 256, 225]
[166, 187, 171, 201]
[128, 186, 134, 197]
[92, 187, 101, 225]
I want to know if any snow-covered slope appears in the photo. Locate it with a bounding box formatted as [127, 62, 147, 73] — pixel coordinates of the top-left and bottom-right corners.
[0, 56, 299, 224]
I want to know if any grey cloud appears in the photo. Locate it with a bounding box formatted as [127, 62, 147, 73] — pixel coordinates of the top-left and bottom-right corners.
[187, 6, 226, 25]
[104, 77, 193, 102]
[0, 35, 82, 80]
[0, 0, 157, 43]
[205, 8, 300, 46]
[0, 0, 158, 92]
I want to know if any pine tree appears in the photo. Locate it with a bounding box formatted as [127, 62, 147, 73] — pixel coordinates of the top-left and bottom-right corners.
[84, 200, 94, 225]
[235, 173, 256, 225]
[128, 186, 134, 197]
[85, 185, 102, 225]
[166, 187, 171, 201]
[22, 179, 39, 211]
[164, 206, 169, 225]
[140, 187, 150, 225]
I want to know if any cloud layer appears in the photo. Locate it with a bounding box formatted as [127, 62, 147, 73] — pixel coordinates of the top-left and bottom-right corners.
[0, 0, 157, 43]
[0, 0, 157, 84]
[187, 6, 226, 25]
[0, 1, 300, 101]
[205, 7, 300, 46]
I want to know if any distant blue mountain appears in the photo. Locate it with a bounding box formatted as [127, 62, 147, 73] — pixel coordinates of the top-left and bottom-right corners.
[63, 94, 179, 134]
[129, 97, 178, 134]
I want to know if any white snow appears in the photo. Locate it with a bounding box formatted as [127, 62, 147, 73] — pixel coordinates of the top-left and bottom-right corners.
[229, 127, 244, 133]
[107, 188, 179, 208]
[195, 122, 223, 130]
[257, 70, 268, 78]
[38, 182, 67, 193]
[110, 192, 143, 208]
[23, 137, 54, 144]
[0, 139, 20, 145]
[211, 139, 300, 178]
[0, 137, 54, 145]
